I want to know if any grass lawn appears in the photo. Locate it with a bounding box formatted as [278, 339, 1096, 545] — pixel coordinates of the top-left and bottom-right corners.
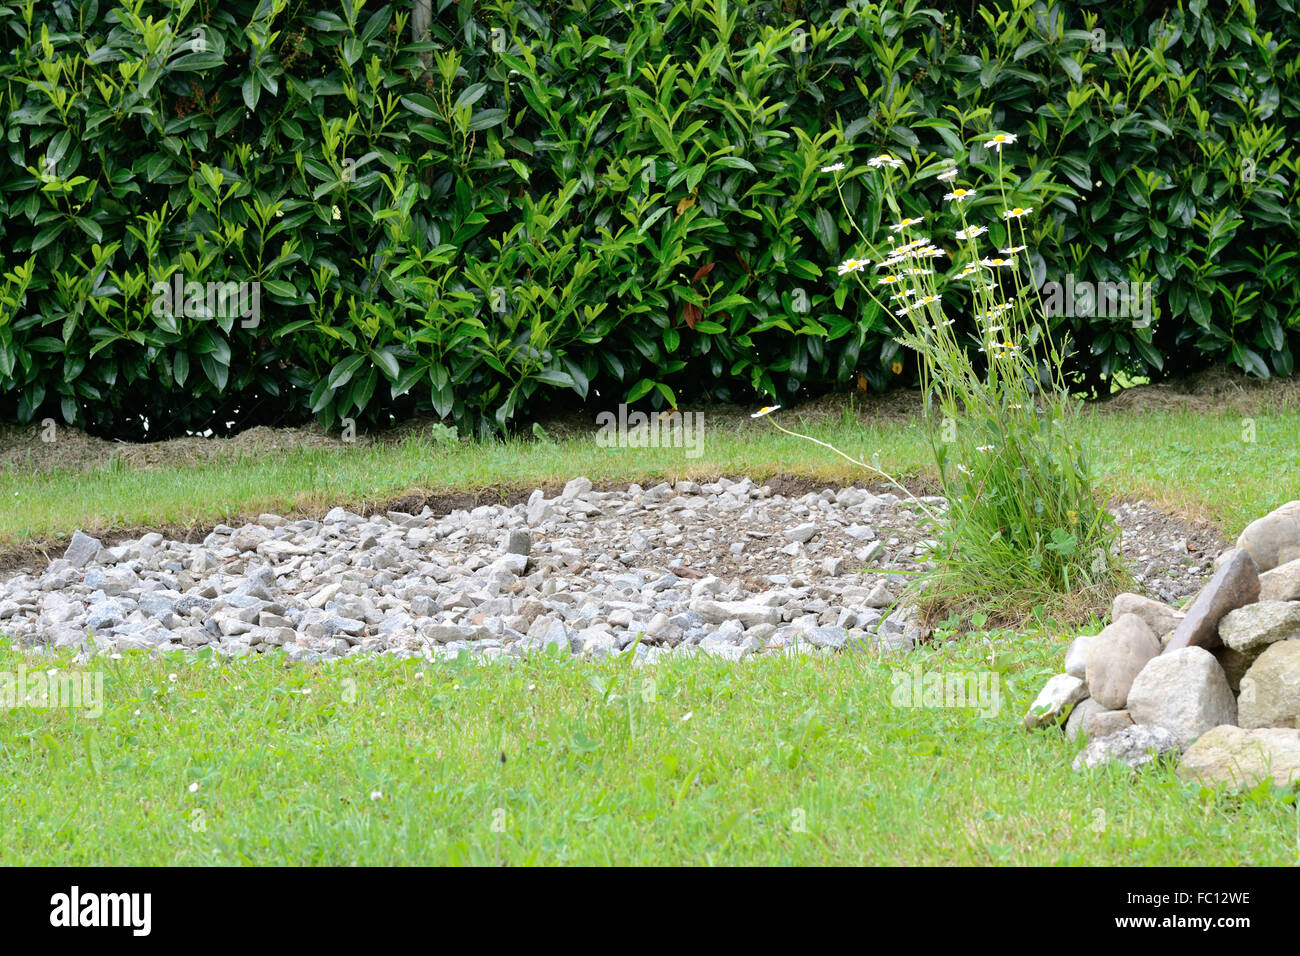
[1, 398, 1295, 547]
[1, 387, 1297, 865]
[2, 634, 1296, 865]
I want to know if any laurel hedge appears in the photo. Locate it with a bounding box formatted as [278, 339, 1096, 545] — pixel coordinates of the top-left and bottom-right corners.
[0, 0, 1296, 439]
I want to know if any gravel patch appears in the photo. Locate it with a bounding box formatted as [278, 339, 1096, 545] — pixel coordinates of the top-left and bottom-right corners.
[0, 479, 1223, 665]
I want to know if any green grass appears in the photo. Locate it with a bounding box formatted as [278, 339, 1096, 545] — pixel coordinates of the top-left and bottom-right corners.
[1, 396, 1297, 864]
[2, 402, 1296, 547]
[2, 633, 1295, 865]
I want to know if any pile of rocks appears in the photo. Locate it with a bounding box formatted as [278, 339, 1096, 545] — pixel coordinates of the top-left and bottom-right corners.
[1025, 501, 1300, 790]
[1, 479, 941, 665]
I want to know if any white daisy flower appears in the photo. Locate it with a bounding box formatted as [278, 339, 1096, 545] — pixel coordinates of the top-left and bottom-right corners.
[750, 405, 781, 419]
[820, 161, 847, 172]
[890, 217, 924, 232]
[1000, 245, 1027, 254]
[1002, 206, 1032, 219]
[944, 188, 976, 202]
[986, 132, 1018, 151]
[955, 225, 987, 241]
[868, 154, 905, 169]
[837, 257, 867, 275]
[937, 168, 959, 183]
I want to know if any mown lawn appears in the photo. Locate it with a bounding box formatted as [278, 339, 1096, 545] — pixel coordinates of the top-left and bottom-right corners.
[1, 395, 1297, 865]
[2, 400, 1296, 546]
[1, 632, 1295, 866]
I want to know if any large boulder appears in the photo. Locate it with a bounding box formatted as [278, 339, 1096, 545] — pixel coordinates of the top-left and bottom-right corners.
[1023, 674, 1088, 731]
[1084, 613, 1161, 710]
[1237, 500, 1300, 573]
[1111, 593, 1183, 641]
[1127, 647, 1238, 748]
[1176, 725, 1300, 789]
[1218, 601, 1300, 654]
[1259, 558, 1300, 602]
[1071, 725, 1180, 772]
[1164, 548, 1259, 653]
[1237, 640, 1300, 730]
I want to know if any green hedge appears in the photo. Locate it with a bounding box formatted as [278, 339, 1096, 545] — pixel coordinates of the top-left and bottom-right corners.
[1, 0, 1296, 439]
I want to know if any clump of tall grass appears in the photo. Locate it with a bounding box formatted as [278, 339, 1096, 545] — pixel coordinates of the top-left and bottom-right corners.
[821, 132, 1124, 620]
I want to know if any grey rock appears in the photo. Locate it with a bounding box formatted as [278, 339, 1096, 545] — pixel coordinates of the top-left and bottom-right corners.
[800, 626, 848, 650]
[86, 600, 127, 630]
[1084, 613, 1160, 710]
[1176, 725, 1300, 789]
[1083, 707, 1135, 740]
[1111, 593, 1184, 639]
[64, 531, 102, 568]
[692, 599, 781, 628]
[1237, 500, 1300, 572]
[644, 612, 682, 644]
[174, 595, 215, 616]
[561, 477, 593, 500]
[785, 523, 819, 544]
[1071, 725, 1180, 771]
[1260, 558, 1300, 602]
[506, 530, 532, 557]
[1165, 547, 1259, 652]
[1023, 674, 1088, 730]
[1218, 601, 1300, 654]
[1065, 697, 1106, 740]
[579, 628, 618, 659]
[862, 582, 892, 608]
[1064, 634, 1095, 679]
[423, 623, 492, 644]
[231, 525, 271, 552]
[1127, 647, 1238, 748]
[1237, 639, 1300, 730]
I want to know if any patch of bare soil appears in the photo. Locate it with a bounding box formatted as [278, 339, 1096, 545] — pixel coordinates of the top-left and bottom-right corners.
[0, 422, 365, 476]
[1093, 365, 1300, 415]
